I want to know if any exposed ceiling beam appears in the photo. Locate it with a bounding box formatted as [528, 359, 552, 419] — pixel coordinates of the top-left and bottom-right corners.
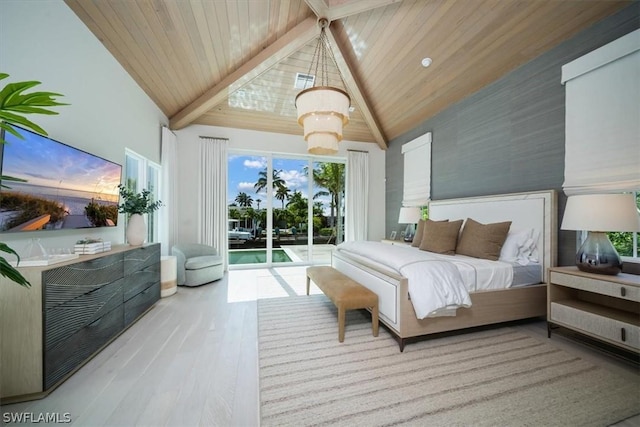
[305, 0, 401, 22]
[326, 22, 387, 150]
[170, 16, 318, 130]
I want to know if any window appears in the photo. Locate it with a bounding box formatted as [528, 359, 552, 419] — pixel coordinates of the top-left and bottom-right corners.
[402, 132, 431, 207]
[562, 31, 640, 196]
[124, 149, 161, 242]
[608, 191, 639, 259]
[227, 151, 344, 267]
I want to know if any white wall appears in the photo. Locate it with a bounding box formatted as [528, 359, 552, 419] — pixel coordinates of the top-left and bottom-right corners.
[0, 1, 167, 252]
[174, 125, 386, 244]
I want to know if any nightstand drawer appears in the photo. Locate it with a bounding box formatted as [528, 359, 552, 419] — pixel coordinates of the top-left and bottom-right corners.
[551, 301, 640, 351]
[550, 271, 640, 303]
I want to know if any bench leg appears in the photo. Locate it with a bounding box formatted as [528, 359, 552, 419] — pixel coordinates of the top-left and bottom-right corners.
[371, 305, 379, 337]
[306, 276, 310, 296]
[338, 306, 345, 343]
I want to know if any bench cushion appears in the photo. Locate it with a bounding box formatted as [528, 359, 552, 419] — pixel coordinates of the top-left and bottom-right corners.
[307, 266, 377, 309]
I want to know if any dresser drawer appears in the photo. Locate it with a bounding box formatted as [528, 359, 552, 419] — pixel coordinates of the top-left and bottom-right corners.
[124, 281, 160, 327]
[124, 244, 161, 277]
[550, 271, 640, 303]
[44, 253, 124, 309]
[550, 301, 640, 351]
[124, 267, 161, 302]
[44, 278, 124, 350]
[44, 304, 124, 390]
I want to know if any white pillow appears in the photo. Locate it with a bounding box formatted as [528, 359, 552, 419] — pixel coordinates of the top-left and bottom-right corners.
[520, 228, 540, 263]
[499, 228, 539, 265]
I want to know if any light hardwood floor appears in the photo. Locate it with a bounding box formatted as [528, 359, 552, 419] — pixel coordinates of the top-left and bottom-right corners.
[2, 266, 638, 426]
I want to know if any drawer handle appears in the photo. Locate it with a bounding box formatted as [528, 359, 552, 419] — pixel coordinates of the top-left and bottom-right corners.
[621, 328, 626, 342]
[620, 287, 626, 297]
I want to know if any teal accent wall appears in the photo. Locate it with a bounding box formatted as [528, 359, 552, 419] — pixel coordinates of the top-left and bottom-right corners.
[385, 5, 639, 266]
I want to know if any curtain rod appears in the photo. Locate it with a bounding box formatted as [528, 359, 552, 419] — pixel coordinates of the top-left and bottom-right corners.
[199, 136, 229, 141]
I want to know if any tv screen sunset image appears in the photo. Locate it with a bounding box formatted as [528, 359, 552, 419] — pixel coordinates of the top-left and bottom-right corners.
[0, 126, 122, 232]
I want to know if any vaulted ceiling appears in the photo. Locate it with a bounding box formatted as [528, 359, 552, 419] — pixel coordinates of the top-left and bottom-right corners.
[65, 0, 631, 150]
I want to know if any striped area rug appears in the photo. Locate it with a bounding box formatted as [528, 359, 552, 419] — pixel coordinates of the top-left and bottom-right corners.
[258, 295, 640, 427]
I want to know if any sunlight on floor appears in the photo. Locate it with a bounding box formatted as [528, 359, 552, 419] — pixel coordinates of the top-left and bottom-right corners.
[227, 266, 323, 303]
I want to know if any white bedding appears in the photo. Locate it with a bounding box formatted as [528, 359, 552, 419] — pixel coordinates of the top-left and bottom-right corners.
[335, 241, 514, 319]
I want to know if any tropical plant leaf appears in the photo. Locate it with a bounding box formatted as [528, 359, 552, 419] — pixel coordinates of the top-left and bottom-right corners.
[0, 243, 30, 288]
[0, 113, 47, 139]
[0, 121, 23, 139]
[0, 76, 67, 144]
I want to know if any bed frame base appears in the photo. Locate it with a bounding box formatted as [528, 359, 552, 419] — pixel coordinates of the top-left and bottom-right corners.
[377, 284, 547, 351]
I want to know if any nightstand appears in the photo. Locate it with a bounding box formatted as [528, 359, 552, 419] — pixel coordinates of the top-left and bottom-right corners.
[547, 266, 640, 354]
[381, 239, 412, 246]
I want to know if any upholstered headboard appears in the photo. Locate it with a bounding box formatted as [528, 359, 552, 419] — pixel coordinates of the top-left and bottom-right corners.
[428, 190, 557, 282]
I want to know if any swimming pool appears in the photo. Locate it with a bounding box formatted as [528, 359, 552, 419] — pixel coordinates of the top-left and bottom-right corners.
[228, 249, 293, 265]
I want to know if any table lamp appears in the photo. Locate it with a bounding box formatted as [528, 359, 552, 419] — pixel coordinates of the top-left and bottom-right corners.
[561, 193, 640, 275]
[398, 207, 421, 242]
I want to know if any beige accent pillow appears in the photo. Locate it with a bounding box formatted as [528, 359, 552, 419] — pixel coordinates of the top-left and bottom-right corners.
[411, 219, 449, 247]
[456, 218, 512, 261]
[419, 219, 463, 255]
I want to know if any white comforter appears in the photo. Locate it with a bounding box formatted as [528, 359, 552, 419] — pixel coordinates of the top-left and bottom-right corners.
[336, 242, 513, 319]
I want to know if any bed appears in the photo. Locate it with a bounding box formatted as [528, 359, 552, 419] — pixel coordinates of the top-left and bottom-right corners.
[331, 190, 557, 351]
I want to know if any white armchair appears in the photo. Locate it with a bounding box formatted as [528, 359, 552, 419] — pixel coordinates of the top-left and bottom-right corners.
[171, 243, 224, 287]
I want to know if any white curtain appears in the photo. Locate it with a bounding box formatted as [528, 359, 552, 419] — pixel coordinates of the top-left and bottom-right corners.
[345, 150, 369, 242]
[199, 137, 228, 270]
[159, 127, 178, 255]
[402, 132, 431, 206]
[562, 29, 640, 195]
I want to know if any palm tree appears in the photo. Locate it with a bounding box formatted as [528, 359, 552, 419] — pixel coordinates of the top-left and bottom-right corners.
[275, 186, 290, 209]
[254, 168, 285, 194]
[255, 198, 262, 210]
[235, 192, 253, 207]
[286, 191, 308, 228]
[312, 163, 345, 242]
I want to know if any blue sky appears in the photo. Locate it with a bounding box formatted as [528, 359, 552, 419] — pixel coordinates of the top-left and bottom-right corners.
[2, 127, 122, 198]
[227, 155, 332, 212]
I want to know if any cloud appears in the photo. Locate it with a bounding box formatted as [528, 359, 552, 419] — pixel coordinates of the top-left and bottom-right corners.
[238, 181, 256, 191]
[279, 169, 307, 189]
[244, 158, 266, 169]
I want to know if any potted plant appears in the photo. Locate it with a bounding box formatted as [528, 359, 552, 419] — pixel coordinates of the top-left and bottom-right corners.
[0, 73, 66, 287]
[117, 184, 162, 246]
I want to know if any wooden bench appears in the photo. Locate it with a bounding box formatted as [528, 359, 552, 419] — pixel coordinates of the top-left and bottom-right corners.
[306, 266, 379, 342]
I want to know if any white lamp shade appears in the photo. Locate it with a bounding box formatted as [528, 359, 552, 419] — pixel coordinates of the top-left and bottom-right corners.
[398, 207, 421, 224]
[561, 193, 640, 232]
[296, 87, 350, 127]
[296, 86, 350, 155]
[306, 133, 339, 155]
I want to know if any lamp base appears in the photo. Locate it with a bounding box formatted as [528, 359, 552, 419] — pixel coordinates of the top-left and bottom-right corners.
[403, 224, 415, 242]
[575, 231, 622, 275]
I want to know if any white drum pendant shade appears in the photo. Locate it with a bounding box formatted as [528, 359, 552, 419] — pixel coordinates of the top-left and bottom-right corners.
[296, 86, 350, 155]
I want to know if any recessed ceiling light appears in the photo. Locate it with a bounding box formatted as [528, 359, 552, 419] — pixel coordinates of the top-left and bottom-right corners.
[349, 106, 355, 113]
[421, 57, 432, 68]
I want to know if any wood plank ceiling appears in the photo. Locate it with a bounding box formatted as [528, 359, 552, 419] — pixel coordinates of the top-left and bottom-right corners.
[65, 0, 631, 150]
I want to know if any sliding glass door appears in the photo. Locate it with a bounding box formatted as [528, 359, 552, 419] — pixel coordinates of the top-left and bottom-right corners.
[227, 152, 344, 268]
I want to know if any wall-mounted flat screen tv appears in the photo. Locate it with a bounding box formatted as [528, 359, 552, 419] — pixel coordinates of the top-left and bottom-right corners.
[0, 125, 122, 232]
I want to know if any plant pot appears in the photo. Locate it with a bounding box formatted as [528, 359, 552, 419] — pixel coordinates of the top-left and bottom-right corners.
[126, 214, 146, 246]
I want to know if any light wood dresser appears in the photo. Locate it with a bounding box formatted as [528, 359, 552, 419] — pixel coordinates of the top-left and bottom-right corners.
[547, 266, 640, 354]
[0, 243, 160, 404]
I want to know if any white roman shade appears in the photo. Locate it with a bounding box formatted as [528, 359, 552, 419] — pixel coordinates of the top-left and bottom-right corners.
[401, 132, 431, 206]
[562, 29, 640, 195]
